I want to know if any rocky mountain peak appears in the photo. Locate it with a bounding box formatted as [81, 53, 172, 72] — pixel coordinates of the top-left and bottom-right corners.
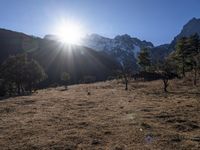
[114, 34, 131, 40]
[176, 17, 200, 40]
[150, 17, 200, 61]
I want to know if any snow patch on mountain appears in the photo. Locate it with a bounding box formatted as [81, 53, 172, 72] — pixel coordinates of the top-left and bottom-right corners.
[82, 34, 154, 70]
[82, 34, 154, 54]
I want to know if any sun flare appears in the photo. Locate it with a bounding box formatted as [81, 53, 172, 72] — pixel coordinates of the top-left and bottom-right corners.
[55, 21, 84, 44]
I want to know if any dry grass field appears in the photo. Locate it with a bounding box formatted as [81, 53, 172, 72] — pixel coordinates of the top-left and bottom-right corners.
[0, 79, 200, 150]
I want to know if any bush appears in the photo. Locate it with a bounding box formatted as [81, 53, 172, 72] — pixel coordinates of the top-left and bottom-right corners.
[83, 76, 96, 83]
[107, 76, 115, 81]
[0, 79, 6, 97]
[0, 54, 47, 95]
[61, 72, 70, 89]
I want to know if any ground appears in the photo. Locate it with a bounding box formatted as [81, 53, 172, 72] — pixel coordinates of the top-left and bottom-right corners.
[0, 80, 200, 150]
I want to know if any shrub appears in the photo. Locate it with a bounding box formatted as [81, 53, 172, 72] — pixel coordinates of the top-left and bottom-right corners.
[83, 76, 96, 83]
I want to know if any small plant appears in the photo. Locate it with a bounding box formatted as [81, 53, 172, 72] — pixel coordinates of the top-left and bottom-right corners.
[83, 76, 96, 84]
[61, 72, 70, 90]
[86, 88, 91, 95]
[116, 56, 134, 91]
[137, 47, 151, 72]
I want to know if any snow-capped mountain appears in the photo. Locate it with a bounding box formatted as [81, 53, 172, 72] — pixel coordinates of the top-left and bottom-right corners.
[82, 34, 154, 70]
[82, 34, 113, 51]
[83, 34, 153, 55]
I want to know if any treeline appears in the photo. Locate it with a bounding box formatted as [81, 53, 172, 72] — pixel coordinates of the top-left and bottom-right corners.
[137, 33, 200, 91]
[0, 33, 199, 96]
[60, 73, 97, 90]
[169, 33, 200, 85]
[119, 33, 200, 92]
[0, 54, 47, 96]
[0, 53, 101, 97]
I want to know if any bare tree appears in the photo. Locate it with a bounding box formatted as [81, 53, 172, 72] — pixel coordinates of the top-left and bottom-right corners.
[156, 60, 178, 92]
[118, 57, 133, 91]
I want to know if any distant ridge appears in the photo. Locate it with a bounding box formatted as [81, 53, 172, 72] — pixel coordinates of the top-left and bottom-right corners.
[0, 28, 120, 86]
[150, 17, 200, 61]
[0, 28, 41, 62]
[1, 17, 200, 83]
[170, 17, 200, 48]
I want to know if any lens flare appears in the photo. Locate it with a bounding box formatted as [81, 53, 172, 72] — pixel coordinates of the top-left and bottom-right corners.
[55, 21, 84, 44]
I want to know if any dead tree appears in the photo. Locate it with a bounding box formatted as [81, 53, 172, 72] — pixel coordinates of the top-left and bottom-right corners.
[118, 58, 133, 91]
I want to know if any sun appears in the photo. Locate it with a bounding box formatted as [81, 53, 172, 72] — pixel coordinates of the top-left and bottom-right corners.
[56, 21, 83, 44]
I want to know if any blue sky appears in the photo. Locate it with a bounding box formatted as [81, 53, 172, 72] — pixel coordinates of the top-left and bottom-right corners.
[0, 0, 200, 46]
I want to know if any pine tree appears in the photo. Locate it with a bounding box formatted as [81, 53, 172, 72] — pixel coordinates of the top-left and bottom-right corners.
[188, 33, 200, 85]
[1, 54, 27, 94]
[1, 54, 46, 95]
[137, 48, 151, 72]
[61, 72, 70, 89]
[156, 59, 178, 92]
[25, 59, 47, 93]
[174, 37, 190, 77]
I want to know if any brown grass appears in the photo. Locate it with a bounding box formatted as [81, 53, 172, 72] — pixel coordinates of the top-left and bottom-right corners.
[0, 80, 200, 150]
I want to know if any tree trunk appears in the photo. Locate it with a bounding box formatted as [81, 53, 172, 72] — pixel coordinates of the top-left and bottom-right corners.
[124, 74, 128, 91]
[182, 56, 185, 77]
[125, 79, 128, 91]
[29, 82, 32, 93]
[193, 56, 199, 86]
[17, 83, 20, 95]
[163, 79, 169, 92]
[182, 63, 185, 77]
[194, 68, 197, 86]
[20, 84, 24, 95]
[8, 83, 13, 96]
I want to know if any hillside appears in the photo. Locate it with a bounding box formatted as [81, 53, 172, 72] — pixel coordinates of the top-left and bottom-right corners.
[1, 17, 200, 73]
[83, 34, 154, 69]
[150, 17, 200, 60]
[0, 80, 199, 149]
[1, 17, 200, 84]
[0, 28, 40, 63]
[30, 40, 120, 85]
[45, 33, 154, 71]
[172, 17, 200, 44]
[0, 29, 120, 86]
[83, 34, 154, 53]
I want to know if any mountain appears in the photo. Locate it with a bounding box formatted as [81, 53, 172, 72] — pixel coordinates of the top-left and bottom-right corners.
[43, 34, 59, 41]
[83, 34, 154, 54]
[83, 34, 154, 70]
[150, 44, 170, 62]
[170, 17, 200, 48]
[1, 17, 199, 82]
[150, 17, 200, 61]
[0, 28, 120, 86]
[30, 40, 120, 86]
[0, 28, 40, 63]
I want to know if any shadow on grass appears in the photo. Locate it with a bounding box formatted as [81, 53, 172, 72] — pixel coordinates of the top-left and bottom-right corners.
[168, 91, 200, 95]
[0, 93, 33, 101]
[146, 90, 200, 97]
[60, 88, 68, 91]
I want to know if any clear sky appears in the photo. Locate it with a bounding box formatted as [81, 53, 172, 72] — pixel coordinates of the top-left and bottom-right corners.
[0, 0, 200, 46]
